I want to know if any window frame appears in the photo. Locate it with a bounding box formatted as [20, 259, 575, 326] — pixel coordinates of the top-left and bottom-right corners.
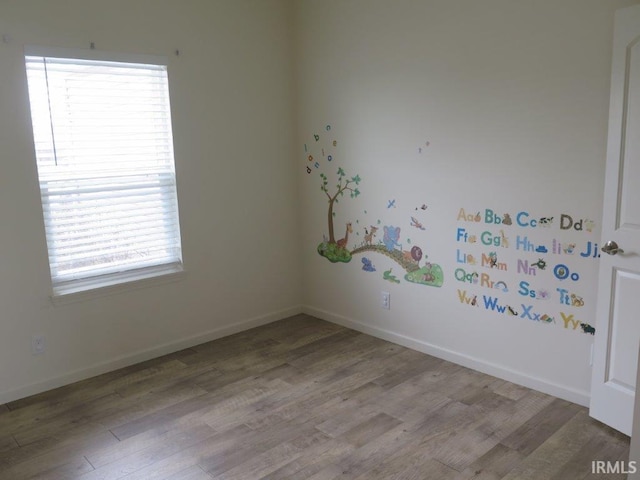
[24, 46, 185, 300]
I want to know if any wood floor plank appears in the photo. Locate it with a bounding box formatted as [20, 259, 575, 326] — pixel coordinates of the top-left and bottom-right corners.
[550, 432, 629, 480]
[287, 331, 385, 372]
[475, 389, 556, 441]
[492, 379, 531, 401]
[162, 465, 213, 480]
[501, 410, 621, 480]
[0, 315, 630, 480]
[0, 429, 117, 474]
[500, 398, 583, 456]
[35, 459, 95, 480]
[103, 424, 254, 480]
[426, 425, 499, 472]
[313, 419, 433, 479]
[87, 422, 206, 469]
[1, 451, 94, 480]
[0, 431, 116, 479]
[243, 381, 384, 433]
[260, 438, 356, 480]
[0, 434, 18, 453]
[97, 382, 209, 431]
[5, 355, 189, 415]
[371, 351, 443, 390]
[108, 375, 286, 441]
[241, 369, 386, 433]
[78, 424, 217, 480]
[3, 391, 118, 442]
[459, 443, 525, 479]
[199, 420, 321, 477]
[211, 429, 330, 480]
[0, 421, 116, 469]
[354, 453, 461, 480]
[340, 412, 403, 448]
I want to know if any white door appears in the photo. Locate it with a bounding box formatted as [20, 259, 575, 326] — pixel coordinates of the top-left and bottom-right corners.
[590, 4, 640, 437]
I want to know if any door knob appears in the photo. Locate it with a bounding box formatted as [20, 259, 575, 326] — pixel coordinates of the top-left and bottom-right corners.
[601, 240, 624, 255]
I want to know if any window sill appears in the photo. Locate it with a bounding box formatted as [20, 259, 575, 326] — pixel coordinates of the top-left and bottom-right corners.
[50, 264, 186, 306]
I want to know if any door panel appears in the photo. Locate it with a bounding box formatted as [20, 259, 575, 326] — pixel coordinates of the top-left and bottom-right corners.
[608, 270, 640, 390]
[590, 4, 640, 437]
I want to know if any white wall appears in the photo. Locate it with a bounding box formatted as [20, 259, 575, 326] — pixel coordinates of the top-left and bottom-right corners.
[296, 0, 640, 405]
[0, 0, 301, 404]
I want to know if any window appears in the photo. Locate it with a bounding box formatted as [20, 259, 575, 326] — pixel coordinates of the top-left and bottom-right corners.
[25, 48, 183, 296]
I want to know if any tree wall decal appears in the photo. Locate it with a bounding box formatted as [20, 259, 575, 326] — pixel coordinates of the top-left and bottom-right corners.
[320, 168, 360, 244]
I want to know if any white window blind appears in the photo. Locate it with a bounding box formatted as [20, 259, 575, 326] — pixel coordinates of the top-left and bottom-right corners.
[25, 52, 183, 295]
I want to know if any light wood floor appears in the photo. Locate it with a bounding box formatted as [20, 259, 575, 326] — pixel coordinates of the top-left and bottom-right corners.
[0, 315, 630, 480]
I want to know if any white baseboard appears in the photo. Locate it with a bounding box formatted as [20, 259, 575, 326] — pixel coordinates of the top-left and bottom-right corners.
[303, 306, 590, 407]
[0, 305, 303, 406]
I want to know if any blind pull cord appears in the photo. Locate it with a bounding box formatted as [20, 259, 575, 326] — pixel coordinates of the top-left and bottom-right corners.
[43, 58, 59, 167]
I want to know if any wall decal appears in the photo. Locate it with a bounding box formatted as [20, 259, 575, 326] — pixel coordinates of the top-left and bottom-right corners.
[457, 209, 483, 222]
[500, 230, 509, 248]
[305, 126, 443, 287]
[453, 206, 599, 335]
[336, 222, 353, 250]
[532, 259, 547, 270]
[405, 263, 444, 286]
[410, 216, 426, 230]
[383, 268, 401, 284]
[418, 140, 431, 153]
[553, 264, 580, 281]
[580, 242, 600, 258]
[362, 257, 376, 272]
[580, 323, 595, 335]
[560, 312, 585, 331]
[487, 251, 498, 268]
[560, 214, 595, 232]
[494, 281, 508, 293]
[540, 314, 555, 324]
[538, 289, 550, 299]
[382, 225, 402, 251]
[364, 226, 378, 245]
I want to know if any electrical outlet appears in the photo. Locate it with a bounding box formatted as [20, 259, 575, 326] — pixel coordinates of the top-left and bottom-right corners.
[31, 334, 45, 355]
[381, 291, 390, 310]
